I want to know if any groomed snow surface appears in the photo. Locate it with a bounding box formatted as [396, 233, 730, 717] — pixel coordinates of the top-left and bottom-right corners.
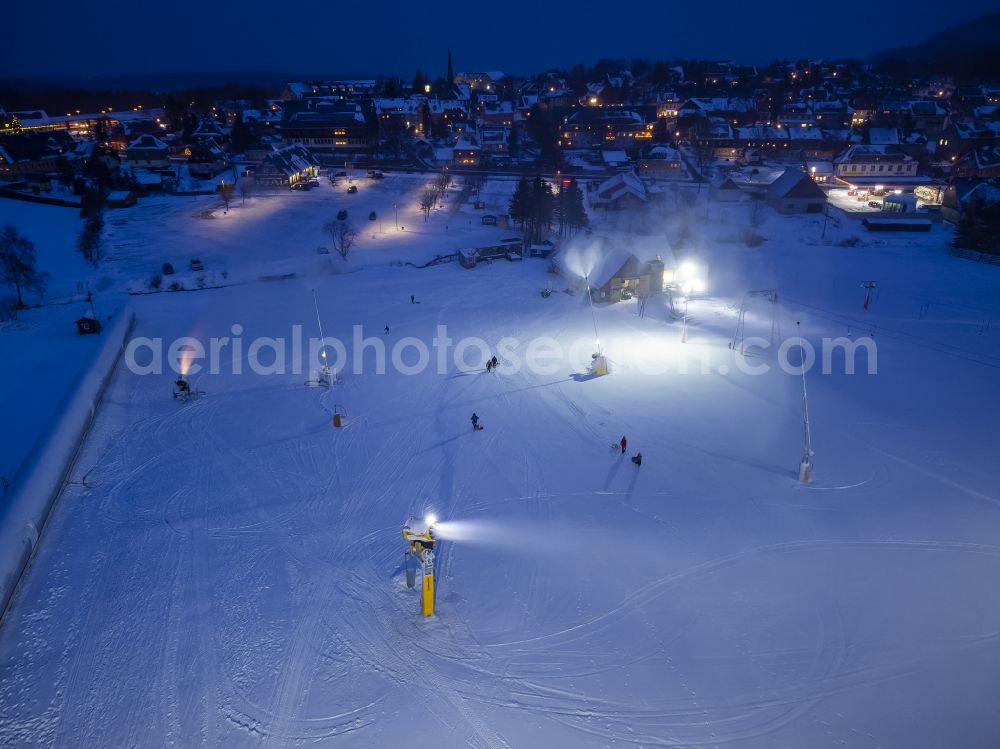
[2, 177, 1000, 748]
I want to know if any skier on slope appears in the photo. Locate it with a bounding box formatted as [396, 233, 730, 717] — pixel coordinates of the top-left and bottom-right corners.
[631, 452, 642, 467]
[471, 413, 480, 431]
[491, 355, 498, 371]
[620, 435, 627, 454]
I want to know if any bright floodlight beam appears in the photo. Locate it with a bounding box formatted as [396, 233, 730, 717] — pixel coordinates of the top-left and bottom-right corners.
[676, 261, 707, 298]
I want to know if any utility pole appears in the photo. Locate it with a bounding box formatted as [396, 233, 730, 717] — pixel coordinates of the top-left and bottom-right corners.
[311, 289, 333, 386]
[797, 321, 813, 484]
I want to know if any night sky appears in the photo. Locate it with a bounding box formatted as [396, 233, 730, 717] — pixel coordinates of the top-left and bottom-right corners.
[5, 0, 997, 79]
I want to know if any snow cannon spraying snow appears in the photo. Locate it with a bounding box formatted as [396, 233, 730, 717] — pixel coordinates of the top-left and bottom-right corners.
[173, 376, 192, 401]
[172, 375, 202, 402]
[590, 352, 609, 376]
[403, 514, 438, 617]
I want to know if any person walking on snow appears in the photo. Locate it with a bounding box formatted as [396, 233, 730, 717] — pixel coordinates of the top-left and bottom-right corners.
[491, 355, 498, 371]
[410, 295, 415, 304]
[384, 325, 390, 334]
[471, 413, 480, 430]
[486, 359, 492, 373]
[631, 452, 642, 467]
[620, 436, 627, 454]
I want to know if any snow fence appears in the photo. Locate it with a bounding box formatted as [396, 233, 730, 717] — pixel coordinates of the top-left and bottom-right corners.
[0, 308, 136, 620]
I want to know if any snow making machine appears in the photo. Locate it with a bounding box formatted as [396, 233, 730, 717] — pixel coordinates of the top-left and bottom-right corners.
[173, 376, 193, 401]
[403, 515, 438, 617]
[172, 376, 202, 402]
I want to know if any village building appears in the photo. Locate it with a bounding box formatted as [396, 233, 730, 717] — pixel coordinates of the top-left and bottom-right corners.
[252, 144, 319, 188]
[553, 235, 675, 303]
[125, 134, 171, 170]
[0, 131, 74, 178]
[591, 172, 647, 210]
[453, 138, 481, 166]
[765, 168, 827, 213]
[281, 100, 375, 156]
[834, 145, 919, 181]
[637, 144, 689, 179]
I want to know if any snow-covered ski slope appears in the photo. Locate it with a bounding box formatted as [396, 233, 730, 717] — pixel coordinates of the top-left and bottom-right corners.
[2, 180, 1000, 747]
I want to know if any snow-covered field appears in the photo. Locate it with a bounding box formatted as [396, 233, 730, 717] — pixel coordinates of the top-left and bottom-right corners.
[2, 177, 1000, 747]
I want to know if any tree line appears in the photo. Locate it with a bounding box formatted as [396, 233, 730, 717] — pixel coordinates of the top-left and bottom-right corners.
[508, 176, 588, 244]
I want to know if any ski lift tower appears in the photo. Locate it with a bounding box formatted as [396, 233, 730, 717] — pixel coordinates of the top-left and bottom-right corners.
[730, 290, 781, 354]
[403, 515, 438, 617]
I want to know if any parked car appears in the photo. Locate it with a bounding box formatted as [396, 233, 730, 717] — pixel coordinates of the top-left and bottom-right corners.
[367, 170, 384, 179]
[190, 258, 204, 271]
[868, 201, 882, 209]
[347, 185, 358, 194]
[162, 262, 175, 276]
[369, 211, 377, 221]
[291, 181, 312, 191]
[337, 209, 348, 220]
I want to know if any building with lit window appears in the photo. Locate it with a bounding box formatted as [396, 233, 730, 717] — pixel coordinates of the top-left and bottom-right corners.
[252, 144, 319, 187]
[834, 145, 918, 179]
[637, 145, 689, 179]
[0, 131, 75, 178]
[125, 134, 171, 170]
[280, 100, 375, 155]
[453, 138, 481, 166]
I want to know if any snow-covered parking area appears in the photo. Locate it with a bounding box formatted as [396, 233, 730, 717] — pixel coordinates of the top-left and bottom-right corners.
[1, 183, 1000, 747]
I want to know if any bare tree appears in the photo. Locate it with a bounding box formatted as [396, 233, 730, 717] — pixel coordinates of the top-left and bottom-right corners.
[238, 177, 253, 206]
[219, 181, 234, 211]
[76, 213, 104, 266]
[0, 225, 47, 309]
[324, 219, 358, 260]
[433, 170, 452, 203]
[420, 190, 437, 221]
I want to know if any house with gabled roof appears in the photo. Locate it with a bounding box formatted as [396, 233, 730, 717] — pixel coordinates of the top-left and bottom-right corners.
[125, 134, 170, 169]
[592, 172, 647, 210]
[765, 168, 826, 213]
[253, 144, 319, 187]
[552, 234, 675, 303]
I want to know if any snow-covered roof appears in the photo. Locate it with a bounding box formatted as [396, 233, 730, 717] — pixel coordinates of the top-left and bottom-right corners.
[766, 168, 826, 199]
[835, 145, 914, 164]
[127, 134, 168, 151]
[644, 145, 682, 161]
[595, 172, 646, 204]
[868, 128, 900, 146]
[553, 234, 676, 288]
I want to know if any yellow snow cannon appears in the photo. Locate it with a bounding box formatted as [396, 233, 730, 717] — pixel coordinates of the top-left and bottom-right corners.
[403, 514, 438, 617]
